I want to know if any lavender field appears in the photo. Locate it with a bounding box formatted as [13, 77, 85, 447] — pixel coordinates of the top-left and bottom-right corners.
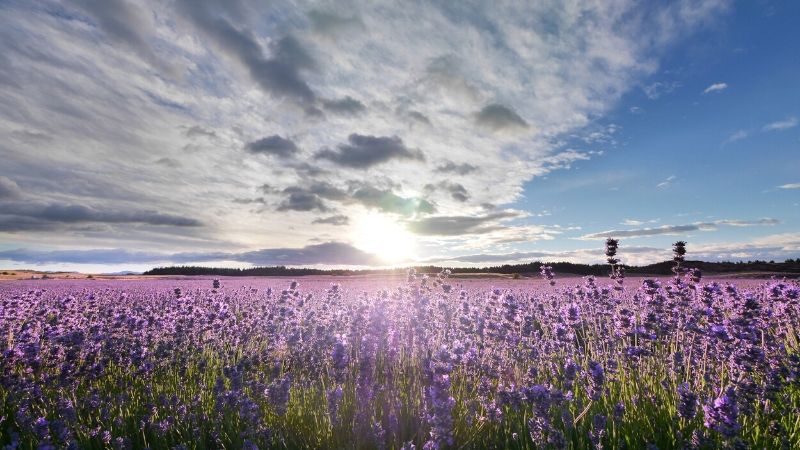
[2, 268, 799, 449]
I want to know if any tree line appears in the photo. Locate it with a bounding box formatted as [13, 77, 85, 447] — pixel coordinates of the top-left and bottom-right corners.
[143, 259, 800, 277]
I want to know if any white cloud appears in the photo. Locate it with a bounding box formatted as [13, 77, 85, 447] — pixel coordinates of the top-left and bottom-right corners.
[778, 183, 800, 190]
[578, 218, 780, 240]
[723, 129, 749, 146]
[643, 81, 680, 99]
[703, 82, 728, 94]
[621, 218, 658, 226]
[656, 175, 676, 188]
[763, 117, 798, 132]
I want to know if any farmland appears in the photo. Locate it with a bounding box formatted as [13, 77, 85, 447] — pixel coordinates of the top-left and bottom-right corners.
[1, 271, 799, 449]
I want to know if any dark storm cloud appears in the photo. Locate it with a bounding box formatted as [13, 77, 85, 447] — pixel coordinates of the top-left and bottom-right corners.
[315, 134, 424, 168]
[475, 104, 529, 131]
[580, 219, 780, 239]
[176, 0, 316, 104]
[406, 210, 523, 236]
[308, 10, 364, 36]
[70, 0, 179, 75]
[245, 135, 298, 157]
[322, 96, 366, 115]
[0, 176, 22, 199]
[0, 201, 202, 228]
[312, 215, 349, 226]
[435, 161, 477, 175]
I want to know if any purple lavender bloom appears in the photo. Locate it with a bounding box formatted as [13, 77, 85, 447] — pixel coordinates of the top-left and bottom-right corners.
[677, 383, 698, 420]
[703, 387, 740, 439]
[265, 375, 292, 416]
[587, 361, 605, 400]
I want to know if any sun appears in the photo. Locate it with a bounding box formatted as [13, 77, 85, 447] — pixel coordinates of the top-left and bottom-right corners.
[354, 212, 416, 264]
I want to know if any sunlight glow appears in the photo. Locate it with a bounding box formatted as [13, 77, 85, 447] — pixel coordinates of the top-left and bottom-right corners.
[354, 213, 416, 264]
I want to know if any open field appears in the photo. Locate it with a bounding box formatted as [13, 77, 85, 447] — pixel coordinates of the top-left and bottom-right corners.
[2, 272, 799, 449]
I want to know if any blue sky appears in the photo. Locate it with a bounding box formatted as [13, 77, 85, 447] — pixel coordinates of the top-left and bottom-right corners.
[0, 0, 798, 272]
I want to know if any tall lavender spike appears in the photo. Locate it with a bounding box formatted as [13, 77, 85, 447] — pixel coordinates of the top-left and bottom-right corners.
[677, 383, 698, 420]
[703, 387, 740, 439]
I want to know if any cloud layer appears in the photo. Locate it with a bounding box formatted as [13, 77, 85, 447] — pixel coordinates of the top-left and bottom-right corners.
[0, 0, 751, 268]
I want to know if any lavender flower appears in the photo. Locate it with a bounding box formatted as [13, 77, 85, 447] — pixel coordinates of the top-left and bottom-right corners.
[703, 387, 740, 439]
[677, 383, 698, 420]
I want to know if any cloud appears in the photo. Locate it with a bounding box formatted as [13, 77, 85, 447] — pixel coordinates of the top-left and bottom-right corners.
[579, 218, 780, 240]
[0, 201, 202, 231]
[703, 82, 728, 94]
[0, 176, 22, 199]
[315, 134, 424, 168]
[720, 117, 796, 146]
[351, 185, 435, 216]
[723, 130, 749, 146]
[276, 183, 345, 212]
[0, 242, 382, 266]
[321, 96, 366, 115]
[184, 125, 217, 138]
[406, 111, 432, 127]
[176, 1, 316, 104]
[435, 161, 477, 175]
[656, 175, 676, 188]
[312, 215, 349, 226]
[717, 218, 780, 227]
[778, 183, 800, 190]
[233, 242, 380, 265]
[475, 104, 529, 131]
[308, 10, 364, 36]
[0, 1, 733, 265]
[0, 248, 168, 265]
[425, 181, 470, 202]
[245, 135, 299, 157]
[444, 183, 469, 202]
[71, 0, 180, 76]
[643, 81, 680, 99]
[406, 210, 523, 236]
[272, 182, 432, 217]
[621, 219, 657, 226]
[763, 117, 798, 132]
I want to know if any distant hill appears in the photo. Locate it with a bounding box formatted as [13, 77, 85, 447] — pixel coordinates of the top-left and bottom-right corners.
[143, 259, 800, 278]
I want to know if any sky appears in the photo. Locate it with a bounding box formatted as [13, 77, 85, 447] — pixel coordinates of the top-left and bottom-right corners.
[0, 0, 798, 273]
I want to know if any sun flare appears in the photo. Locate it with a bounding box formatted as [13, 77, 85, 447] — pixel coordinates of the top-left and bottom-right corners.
[354, 213, 416, 264]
